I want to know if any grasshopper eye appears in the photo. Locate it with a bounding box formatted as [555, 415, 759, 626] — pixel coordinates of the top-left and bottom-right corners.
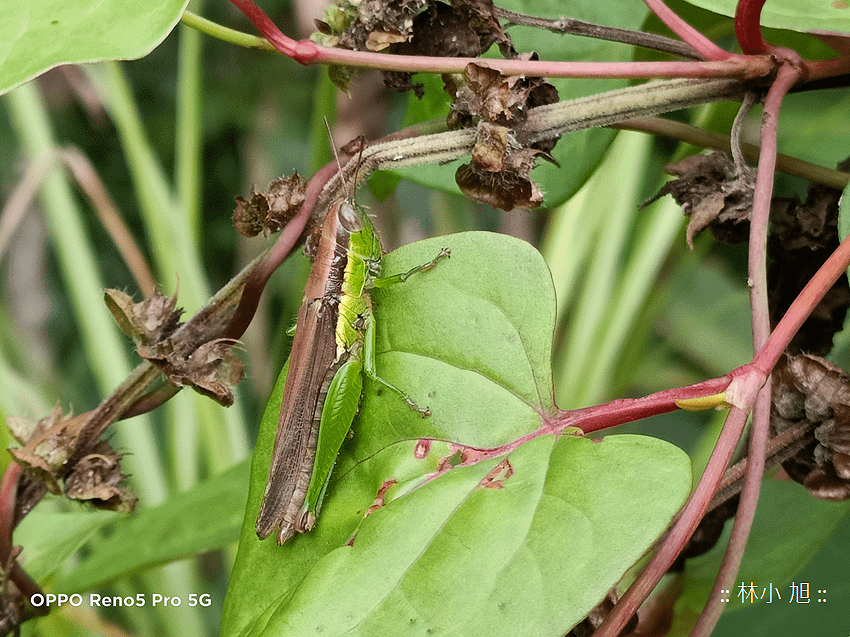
[337, 199, 363, 233]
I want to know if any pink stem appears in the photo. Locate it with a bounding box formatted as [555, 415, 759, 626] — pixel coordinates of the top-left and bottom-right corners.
[592, 406, 753, 636]
[594, 58, 806, 637]
[222, 161, 338, 340]
[805, 56, 850, 81]
[0, 462, 21, 562]
[691, 386, 771, 635]
[642, 0, 732, 61]
[0, 462, 47, 618]
[228, 0, 772, 79]
[228, 0, 312, 60]
[571, 376, 732, 435]
[689, 59, 804, 637]
[756, 232, 850, 373]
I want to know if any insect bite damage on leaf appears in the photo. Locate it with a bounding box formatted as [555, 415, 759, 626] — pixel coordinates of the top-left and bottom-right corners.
[414, 438, 431, 459]
[365, 478, 399, 518]
[478, 458, 513, 489]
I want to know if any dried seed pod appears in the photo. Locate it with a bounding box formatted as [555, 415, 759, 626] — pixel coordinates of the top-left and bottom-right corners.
[772, 354, 850, 500]
[233, 173, 306, 238]
[767, 169, 850, 356]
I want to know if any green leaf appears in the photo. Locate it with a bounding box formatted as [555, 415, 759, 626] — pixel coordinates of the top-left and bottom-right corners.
[838, 171, 850, 280]
[682, 0, 850, 35]
[57, 461, 250, 591]
[222, 232, 691, 636]
[0, 0, 190, 95]
[13, 509, 118, 582]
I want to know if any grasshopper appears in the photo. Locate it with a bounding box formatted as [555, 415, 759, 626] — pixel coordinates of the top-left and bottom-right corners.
[255, 178, 449, 544]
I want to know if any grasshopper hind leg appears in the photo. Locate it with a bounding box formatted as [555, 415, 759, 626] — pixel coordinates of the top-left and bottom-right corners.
[362, 313, 432, 417]
[369, 372, 431, 417]
[361, 247, 449, 416]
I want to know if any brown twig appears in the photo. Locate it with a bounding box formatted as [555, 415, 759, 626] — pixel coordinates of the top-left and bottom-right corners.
[611, 117, 850, 190]
[493, 7, 700, 59]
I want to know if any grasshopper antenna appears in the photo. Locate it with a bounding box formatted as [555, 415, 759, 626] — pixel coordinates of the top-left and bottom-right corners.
[323, 117, 352, 201]
[323, 118, 369, 203]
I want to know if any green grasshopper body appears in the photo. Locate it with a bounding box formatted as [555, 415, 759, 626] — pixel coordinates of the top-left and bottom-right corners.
[256, 196, 447, 544]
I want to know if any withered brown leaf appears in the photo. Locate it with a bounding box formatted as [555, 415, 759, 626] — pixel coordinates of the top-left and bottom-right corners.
[161, 338, 244, 407]
[7, 407, 85, 495]
[104, 288, 182, 352]
[365, 30, 409, 51]
[455, 61, 558, 133]
[646, 152, 754, 248]
[456, 122, 545, 210]
[318, 0, 514, 96]
[104, 288, 244, 405]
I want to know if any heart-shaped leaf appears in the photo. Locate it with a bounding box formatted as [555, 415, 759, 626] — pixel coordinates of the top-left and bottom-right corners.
[222, 231, 691, 637]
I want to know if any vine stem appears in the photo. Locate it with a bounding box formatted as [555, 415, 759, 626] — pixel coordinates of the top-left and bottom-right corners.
[588, 52, 842, 636]
[612, 117, 850, 190]
[754, 237, 850, 376]
[225, 0, 772, 79]
[642, 0, 732, 61]
[735, 0, 769, 55]
[690, 59, 803, 637]
[492, 7, 700, 59]
[0, 463, 47, 622]
[592, 405, 755, 637]
[222, 162, 336, 340]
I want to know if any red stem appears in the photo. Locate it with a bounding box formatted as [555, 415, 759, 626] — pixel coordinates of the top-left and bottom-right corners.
[222, 162, 339, 341]
[228, 0, 772, 80]
[570, 376, 731, 435]
[735, 0, 769, 55]
[689, 59, 803, 637]
[0, 462, 21, 562]
[228, 0, 312, 61]
[1, 462, 47, 619]
[593, 406, 753, 636]
[592, 55, 813, 636]
[691, 386, 771, 635]
[756, 233, 850, 372]
[643, 0, 732, 61]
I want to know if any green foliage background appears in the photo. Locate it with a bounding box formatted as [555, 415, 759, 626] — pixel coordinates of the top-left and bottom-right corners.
[1, 0, 849, 635]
